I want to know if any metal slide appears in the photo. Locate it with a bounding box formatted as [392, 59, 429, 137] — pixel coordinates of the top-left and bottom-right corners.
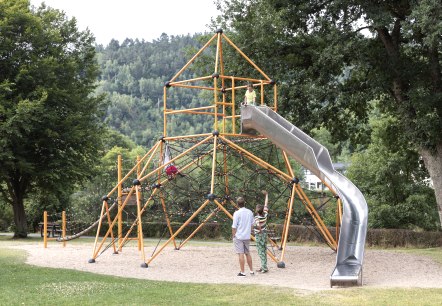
[241, 105, 368, 286]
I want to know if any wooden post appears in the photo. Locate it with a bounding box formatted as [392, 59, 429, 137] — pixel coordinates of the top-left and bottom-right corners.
[43, 211, 48, 248]
[62, 211, 66, 248]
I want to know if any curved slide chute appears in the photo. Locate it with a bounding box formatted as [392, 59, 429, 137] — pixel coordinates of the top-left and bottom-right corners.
[241, 105, 368, 286]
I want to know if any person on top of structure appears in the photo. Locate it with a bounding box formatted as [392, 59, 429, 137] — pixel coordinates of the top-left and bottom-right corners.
[243, 83, 256, 105]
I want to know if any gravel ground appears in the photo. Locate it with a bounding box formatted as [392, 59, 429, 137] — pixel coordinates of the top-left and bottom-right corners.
[12, 242, 442, 291]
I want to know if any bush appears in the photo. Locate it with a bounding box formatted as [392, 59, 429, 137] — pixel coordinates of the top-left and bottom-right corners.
[45, 219, 442, 248]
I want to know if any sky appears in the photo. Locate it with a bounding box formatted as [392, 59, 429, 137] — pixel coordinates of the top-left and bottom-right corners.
[30, 0, 220, 45]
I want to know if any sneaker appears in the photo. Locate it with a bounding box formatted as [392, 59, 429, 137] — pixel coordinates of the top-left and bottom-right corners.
[257, 268, 268, 273]
[237, 272, 246, 277]
[250, 271, 255, 276]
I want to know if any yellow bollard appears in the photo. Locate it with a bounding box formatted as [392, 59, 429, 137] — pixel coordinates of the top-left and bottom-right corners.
[62, 211, 66, 248]
[43, 211, 48, 248]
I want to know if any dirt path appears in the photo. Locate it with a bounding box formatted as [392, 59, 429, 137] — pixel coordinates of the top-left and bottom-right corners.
[12, 242, 442, 291]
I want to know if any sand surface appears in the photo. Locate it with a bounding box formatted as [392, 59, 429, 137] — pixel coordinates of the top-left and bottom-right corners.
[12, 242, 442, 291]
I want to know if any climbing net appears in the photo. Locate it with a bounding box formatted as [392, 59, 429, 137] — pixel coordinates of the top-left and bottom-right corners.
[89, 135, 340, 265]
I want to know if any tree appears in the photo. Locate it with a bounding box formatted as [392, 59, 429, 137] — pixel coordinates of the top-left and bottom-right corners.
[0, 0, 105, 237]
[347, 112, 439, 230]
[216, 0, 442, 227]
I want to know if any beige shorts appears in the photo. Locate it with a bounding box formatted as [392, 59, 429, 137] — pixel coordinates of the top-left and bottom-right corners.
[234, 238, 250, 254]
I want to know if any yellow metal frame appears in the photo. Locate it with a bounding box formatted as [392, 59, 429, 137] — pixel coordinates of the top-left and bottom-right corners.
[163, 31, 277, 137]
[88, 31, 342, 268]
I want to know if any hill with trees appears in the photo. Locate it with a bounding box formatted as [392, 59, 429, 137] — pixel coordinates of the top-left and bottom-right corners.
[95, 34, 214, 147]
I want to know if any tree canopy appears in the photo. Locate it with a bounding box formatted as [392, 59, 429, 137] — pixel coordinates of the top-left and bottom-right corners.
[215, 0, 442, 227]
[0, 0, 105, 237]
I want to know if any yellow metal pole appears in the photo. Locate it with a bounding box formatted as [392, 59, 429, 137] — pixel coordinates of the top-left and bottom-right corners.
[118, 189, 160, 252]
[279, 196, 292, 249]
[43, 211, 47, 248]
[93, 188, 136, 258]
[117, 144, 221, 251]
[219, 34, 225, 77]
[163, 86, 167, 136]
[213, 199, 233, 218]
[104, 201, 117, 254]
[274, 83, 278, 112]
[159, 192, 177, 249]
[91, 200, 107, 259]
[223, 146, 229, 196]
[219, 38, 227, 133]
[117, 154, 122, 248]
[178, 207, 220, 249]
[166, 105, 216, 114]
[62, 211, 66, 248]
[163, 133, 212, 141]
[135, 182, 147, 263]
[167, 111, 222, 116]
[169, 75, 213, 85]
[219, 136, 292, 181]
[231, 77, 236, 134]
[137, 154, 142, 250]
[138, 141, 162, 179]
[215, 32, 221, 75]
[282, 151, 294, 177]
[214, 78, 218, 132]
[107, 141, 161, 197]
[168, 83, 213, 90]
[139, 135, 214, 182]
[210, 136, 218, 194]
[296, 186, 337, 250]
[222, 34, 271, 80]
[169, 33, 218, 82]
[147, 199, 212, 265]
[260, 80, 264, 105]
[279, 184, 296, 262]
[336, 198, 342, 244]
[279, 151, 295, 248]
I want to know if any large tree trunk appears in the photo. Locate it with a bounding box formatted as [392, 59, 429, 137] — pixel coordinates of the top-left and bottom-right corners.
[11, 196, 28, 238]
[6, 176, 29, 238]
[420, 143, 442, 229]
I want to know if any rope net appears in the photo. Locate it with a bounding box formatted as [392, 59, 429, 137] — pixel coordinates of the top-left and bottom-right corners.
[106, 136, 337, 245]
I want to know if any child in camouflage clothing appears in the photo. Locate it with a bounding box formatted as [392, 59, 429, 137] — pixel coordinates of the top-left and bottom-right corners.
[254, 190, 269, 273]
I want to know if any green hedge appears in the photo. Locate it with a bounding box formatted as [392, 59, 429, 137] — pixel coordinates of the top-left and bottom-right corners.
[87, 222, 442, 248]
[366, 228, 442, 248]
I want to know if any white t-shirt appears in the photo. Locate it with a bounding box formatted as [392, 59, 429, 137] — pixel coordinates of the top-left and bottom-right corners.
[232, 207, 254, 240]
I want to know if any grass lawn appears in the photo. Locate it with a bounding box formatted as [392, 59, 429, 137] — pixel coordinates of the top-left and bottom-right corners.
[394, 247, 442, 265]
[1, 235, 442, 305]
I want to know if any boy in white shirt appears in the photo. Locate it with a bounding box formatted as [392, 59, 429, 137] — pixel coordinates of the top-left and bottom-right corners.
[232, 197, 255, 276]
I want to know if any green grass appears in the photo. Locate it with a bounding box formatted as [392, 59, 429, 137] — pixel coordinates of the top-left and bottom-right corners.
[1, 235, 442, 305]
[393, 247, 442, 264]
